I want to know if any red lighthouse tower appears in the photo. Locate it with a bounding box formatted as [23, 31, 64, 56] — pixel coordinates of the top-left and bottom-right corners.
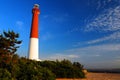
[28, 4, 40, 61]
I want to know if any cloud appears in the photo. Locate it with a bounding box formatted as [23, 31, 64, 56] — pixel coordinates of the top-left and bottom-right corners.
[83, 5, 120, 45]
[85, 5, 120, 32]
[41, 32, 52, 41]
[68, 44, 120, 55]
[116, 56, 120, 59]
[87, 0, 119, 10]
[43, 15, 49, 18]
[85, 60, 120, 69]
[87, 31, 120, 44]
[52, 13, 69, 23]
[67, 0, 120, 34]
[115, 59, 120, 62]
[114, 57, 120, 63]
[45, 54, 79, 61]
[42, 13, 70, 23]
[16, 21, 23, 27]
[42, 43, 120, 68]
[73, 31, 120, 46]
[45, 44, 120, 61]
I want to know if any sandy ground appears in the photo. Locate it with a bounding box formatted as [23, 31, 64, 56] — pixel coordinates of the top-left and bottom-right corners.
[56, 72, 120, 80]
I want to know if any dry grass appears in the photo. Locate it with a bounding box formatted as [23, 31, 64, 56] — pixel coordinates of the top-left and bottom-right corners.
[56, 72, 120, 80]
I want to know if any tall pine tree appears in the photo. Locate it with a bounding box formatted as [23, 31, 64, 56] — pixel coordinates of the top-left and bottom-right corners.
[0, 30, 22, 55]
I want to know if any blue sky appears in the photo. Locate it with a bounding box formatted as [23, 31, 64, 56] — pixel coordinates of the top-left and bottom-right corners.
[0, 0, 120, 69]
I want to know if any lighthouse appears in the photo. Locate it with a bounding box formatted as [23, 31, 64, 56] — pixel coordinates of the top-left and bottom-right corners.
[28, 4, 40, 61]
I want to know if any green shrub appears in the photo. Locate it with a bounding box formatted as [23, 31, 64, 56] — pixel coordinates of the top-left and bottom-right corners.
[0, 68, 12, 80]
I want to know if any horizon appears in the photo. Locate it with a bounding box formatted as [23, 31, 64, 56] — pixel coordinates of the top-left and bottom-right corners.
[0, 0, 120, 69]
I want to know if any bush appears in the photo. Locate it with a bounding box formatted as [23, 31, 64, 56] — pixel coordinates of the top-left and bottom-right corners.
[40, 59, 85, 78]
[0, 68, 12, 80]
[41, 68, 56, 80]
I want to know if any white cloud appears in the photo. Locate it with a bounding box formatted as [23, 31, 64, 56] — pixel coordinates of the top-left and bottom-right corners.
[85, 60, 120, 69]
[68, 1, 120, 33]
[73, 31, 120, 46]
[42, 43, 120, 68]
[116, 56, 120, 59]
[68, 54, 79, 58]
[83, 5, 120, 45]
[16, 21, 23, 27]
[88, 0, 119, 10]
[68, 44, 120, 54]
[85, 5, 120, 32]
[41, 32, 52, 41]
[46, 54, 79, 61]
[53, 13, 69, 23]
[115, 59, 120, 62]
[45, 44, 120, 61]
[87, 31, 120, 44]
[43, 15, 49, 18]
[42, 13, 69, 23]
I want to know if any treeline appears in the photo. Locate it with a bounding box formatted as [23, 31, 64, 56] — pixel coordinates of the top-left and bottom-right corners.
[0, 56, 85, 80]
[0, 31, 85, 80]
[88, 69, 120, 73]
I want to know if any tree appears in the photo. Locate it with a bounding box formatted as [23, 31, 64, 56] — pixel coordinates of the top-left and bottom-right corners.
[73, 62, 83, 70]
[41, 68, 56, 80]
[40, 60, 85, 78]
[0, 68, 12, 80]
[0, 30, 22, 55]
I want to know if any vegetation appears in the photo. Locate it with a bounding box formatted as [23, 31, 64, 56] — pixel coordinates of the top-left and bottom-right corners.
[0, 31, 85, 80]
[0, 31, 22, 55]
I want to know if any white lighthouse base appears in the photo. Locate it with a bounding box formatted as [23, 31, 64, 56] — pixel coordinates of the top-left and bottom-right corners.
[28, 38, 40, 61]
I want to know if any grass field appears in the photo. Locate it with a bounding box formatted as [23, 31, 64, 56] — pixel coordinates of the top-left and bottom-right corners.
[56, 72, 120, 80]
